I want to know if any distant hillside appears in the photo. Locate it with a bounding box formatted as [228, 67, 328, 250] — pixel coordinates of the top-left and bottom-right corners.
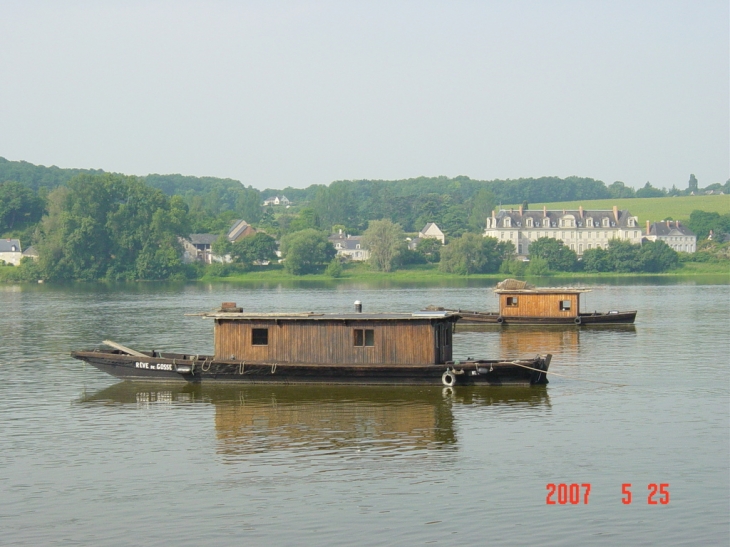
[0, 157, 105, 191]
[0, 157, 247, 196]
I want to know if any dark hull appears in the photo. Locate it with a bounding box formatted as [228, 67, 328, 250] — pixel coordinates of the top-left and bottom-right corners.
[71, 349, 551, 386]
[452, 310, 637, 325]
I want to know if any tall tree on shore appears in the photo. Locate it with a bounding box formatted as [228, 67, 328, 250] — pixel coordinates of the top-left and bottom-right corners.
[362, 219, 406, 272]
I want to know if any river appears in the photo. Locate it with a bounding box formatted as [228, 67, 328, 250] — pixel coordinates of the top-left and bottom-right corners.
[0, 279, 728, 546]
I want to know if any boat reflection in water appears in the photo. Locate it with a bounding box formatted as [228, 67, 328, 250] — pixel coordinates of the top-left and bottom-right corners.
[455, 323, 636, 360]
[80, 383, 550, 454]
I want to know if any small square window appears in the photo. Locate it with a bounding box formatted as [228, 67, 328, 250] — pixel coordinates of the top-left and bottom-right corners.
[252, 328, 268, 345]
[506, 297, 518, 306]
[559, 300, 572, 311]
[354, 329, 374, 347]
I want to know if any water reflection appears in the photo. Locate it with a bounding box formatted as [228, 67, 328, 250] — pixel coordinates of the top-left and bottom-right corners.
[455, 323, 635, 358]
[79, 383, 550, 455]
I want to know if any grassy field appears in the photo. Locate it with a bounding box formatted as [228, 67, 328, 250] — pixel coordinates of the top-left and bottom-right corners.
[513, 195, 730, 222]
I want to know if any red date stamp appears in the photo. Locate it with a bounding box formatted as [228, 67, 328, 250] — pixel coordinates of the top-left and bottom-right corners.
[546, 483, 670, 505]
[546, 483, 591, 504]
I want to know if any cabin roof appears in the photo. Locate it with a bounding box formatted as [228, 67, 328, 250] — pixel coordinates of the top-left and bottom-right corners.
[494, 288, 590, 295]
[196, 311, 459, 321]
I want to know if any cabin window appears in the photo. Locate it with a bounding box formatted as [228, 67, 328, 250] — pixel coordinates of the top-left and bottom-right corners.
[252, 328, 269, 346]
[559, 300, 572, 311]
[506, 296, 518, 306]
[354, 329, 374, 347]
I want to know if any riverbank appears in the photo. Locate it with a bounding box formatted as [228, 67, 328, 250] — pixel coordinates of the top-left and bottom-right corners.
[3, 259, 727, 285]
[199, 261, 729, 284]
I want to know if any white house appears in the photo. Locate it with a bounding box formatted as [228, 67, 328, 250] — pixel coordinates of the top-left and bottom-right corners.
[328, 232, 370, 261]
[418, 223, 445, 244]
[645, 220, 696, 253]
[0, 239, 22, 266]
[484, 205, 642, 256]
[263, 195, 291, 206]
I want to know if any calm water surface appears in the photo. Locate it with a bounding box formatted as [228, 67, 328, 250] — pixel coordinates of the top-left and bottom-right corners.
[0, 280, 728, 546]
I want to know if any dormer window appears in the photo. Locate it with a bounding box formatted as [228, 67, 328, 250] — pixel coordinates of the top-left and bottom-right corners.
[602, 218, 609, 227]
[587, 218, 593, 227]
[504, 218, 511, 227]
[526, 218, 533, 228]
[543, 218, 550, 227]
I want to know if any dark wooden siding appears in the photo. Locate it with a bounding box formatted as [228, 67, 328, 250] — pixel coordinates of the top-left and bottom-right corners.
[214, 319, 453, 365]
[499, 293, 580, 318]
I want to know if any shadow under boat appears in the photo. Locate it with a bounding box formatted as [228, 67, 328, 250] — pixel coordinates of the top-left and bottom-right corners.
[79, 382, 551, 453]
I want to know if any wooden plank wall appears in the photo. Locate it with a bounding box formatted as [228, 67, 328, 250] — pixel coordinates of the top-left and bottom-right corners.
[499, 293, 579, 318]
[214, 319, 452, 365]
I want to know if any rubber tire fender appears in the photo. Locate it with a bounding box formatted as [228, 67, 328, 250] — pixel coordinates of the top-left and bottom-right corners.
[442, 370, 457, 387]
[496, 316, 504, 324]
[574, 316, 582, 325]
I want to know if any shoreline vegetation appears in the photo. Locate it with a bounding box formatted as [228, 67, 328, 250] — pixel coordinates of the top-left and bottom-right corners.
[5, 261, 726, 285]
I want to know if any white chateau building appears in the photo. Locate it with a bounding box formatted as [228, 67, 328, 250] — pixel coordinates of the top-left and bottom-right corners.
[484, 205, 642, 257]
[645, 220, 696, 253]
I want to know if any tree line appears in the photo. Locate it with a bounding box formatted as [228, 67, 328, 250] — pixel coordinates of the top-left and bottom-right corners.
[2, 166, 728, 281]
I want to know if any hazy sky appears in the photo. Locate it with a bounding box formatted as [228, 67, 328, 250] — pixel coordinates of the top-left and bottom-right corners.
[1, 0, 727, 190]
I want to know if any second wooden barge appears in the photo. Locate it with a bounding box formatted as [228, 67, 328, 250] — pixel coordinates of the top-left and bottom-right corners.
[434, 280, 636, 325]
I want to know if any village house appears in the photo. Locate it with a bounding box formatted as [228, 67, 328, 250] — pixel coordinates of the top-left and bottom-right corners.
[328, 231, 370, 261]
[0, 239, 22, 266]
[181, 234, 220, 264]
[484, 205, 642, 257]
[418, 223, 445, 244]
[409, 222, 445, 250]
[644, 220, 696, 253]
[227, 219, 257, 243]
[262, 195, 291, 207]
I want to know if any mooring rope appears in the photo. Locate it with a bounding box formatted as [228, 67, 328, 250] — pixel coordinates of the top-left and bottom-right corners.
[201, 358, 211, 372]
[508, 360, 627, 387]
[271, 363, 277, 374]
[239, 361, 245, 375]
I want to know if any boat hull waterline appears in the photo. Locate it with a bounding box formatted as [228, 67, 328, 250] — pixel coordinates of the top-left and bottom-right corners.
[71, 349, 552, 387]
[453, 310, 637, 325]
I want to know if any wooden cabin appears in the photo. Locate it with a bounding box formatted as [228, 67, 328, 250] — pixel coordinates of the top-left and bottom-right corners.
[495, 288, 589, 319]
[207, 307, 458, 365]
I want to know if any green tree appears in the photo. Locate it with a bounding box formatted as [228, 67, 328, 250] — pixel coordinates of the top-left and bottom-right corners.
[280, 229, 335, 275]
[607, 181, 636, 199]
[527, 237, 577, 271]
[639, 240, 679, 272]
[525, 256, 550, 275]
[35, 174, 186, 281]
[228, 232, 278, 264]
[325, 257, 344, 278]
[581, 247, 610, 272]
[289, 207, 321, 232]
[467, 188, 496, 233]
[362, 219, 406, 272]
[636, 181, 665, 198]
[688, 174, 698, 193]
[688, 210, 730, 240]
[605, 239, 641, 272]
[415, 237, 442, 263]
[0, 181, 45, 232]
[439, 234, 513, 274]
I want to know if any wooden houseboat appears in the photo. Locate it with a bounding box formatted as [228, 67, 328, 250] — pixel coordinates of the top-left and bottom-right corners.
[71, 302, 551, 387]
[443, 280, 636, 325]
